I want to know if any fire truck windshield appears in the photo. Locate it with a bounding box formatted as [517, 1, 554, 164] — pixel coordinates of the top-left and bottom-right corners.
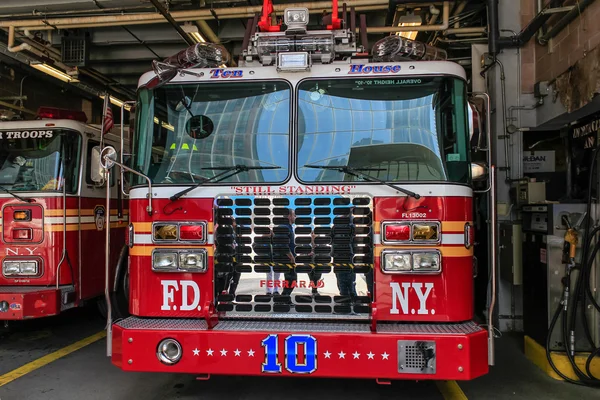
[132, 81, 291, 185]
[297, 76, 471, 184]
[0, 129, 80, 193]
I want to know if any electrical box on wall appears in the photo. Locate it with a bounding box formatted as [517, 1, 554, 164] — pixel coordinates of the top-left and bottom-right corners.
[534, 81, 550, 99]
[516, 181, 546, 206]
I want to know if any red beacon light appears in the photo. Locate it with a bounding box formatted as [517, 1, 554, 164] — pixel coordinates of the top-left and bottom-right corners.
[37, 107, 87, 123]
[383, 223, 411, 242]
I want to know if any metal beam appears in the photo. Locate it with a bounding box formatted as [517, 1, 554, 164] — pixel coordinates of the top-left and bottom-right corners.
[1, 1, 388, 30]
[148, 0, 195, 46]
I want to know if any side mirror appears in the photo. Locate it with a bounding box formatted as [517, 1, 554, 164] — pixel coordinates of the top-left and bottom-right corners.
[471, 162, 488, 181]
[90, 146, 106, 185]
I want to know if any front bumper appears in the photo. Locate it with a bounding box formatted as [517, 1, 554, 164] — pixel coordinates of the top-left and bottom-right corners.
[112, 318, 488, 380]
[0, 286, 61, 320]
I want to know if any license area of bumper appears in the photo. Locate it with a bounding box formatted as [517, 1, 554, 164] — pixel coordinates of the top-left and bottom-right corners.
[0, 287, 60, 320]
[113, 319, 488, 380]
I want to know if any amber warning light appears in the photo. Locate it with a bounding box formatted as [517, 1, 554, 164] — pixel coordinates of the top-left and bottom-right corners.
[13, 210, 31, 221]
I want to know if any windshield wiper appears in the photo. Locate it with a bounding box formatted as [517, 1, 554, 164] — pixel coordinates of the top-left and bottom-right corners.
[304, 165, 420, 199]
[0, 186, 33, 203]
[170, 164, 281, 201]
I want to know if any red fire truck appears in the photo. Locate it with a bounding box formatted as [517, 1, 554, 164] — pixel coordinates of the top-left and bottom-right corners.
[103, 1, 495, 381]
[0, 107, 128, 323]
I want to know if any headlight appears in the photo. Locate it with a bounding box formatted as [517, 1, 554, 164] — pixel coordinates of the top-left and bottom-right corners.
[284, 8, 309, 26]
[412, 252, 441, 272]
[152, 249, 207, 273]
[381, 251, 442, 274]
[19, 261, 39, 275]
[178, 252, 206, 272]
[3, 261, 21, 275]
[2, 259, 39, 276]
[383, 252, 412, 272]
[153, 252, 178, 271]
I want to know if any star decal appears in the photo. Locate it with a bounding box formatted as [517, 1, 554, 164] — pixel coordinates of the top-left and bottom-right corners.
[367, 352, 375, 360]
[247, 349, 255, 357]
[353, 351, 360, 359]
[338, 351, 346, 359]
[234, 349, 241, 357]
[206, 348, 214, 356]
[382, 352, 389, 360]
[192, 348, 200, 356]
[220, 348, 228, 356]
[324, 351, 332, 359]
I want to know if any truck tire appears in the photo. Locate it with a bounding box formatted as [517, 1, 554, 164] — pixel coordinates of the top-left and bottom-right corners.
[111, 245, 130, 320]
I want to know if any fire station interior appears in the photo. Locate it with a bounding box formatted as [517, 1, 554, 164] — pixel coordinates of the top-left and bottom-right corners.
[0, 0, 600, 399]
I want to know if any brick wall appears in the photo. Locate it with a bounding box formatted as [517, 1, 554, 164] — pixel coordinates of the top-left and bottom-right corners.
[520, 0, 600, 94]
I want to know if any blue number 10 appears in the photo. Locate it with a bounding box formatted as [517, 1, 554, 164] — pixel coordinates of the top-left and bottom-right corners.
[261, 334, 317, 374]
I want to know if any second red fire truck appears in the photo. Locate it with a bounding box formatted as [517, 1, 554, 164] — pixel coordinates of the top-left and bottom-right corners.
[0, 107, 128, 324]
[103, 1, 495, 381]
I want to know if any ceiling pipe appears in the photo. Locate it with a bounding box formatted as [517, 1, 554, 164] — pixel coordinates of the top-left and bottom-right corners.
[1, 0, 387, 30]
[366, 1, 449, 33]
[7, 26, 31, 53]
[539, 0, 595, 44]
[452, 1, 468, 28]
[15, 6, 389, 31]
[487, 0, 499, 55]
[148, 0, 195, 46]
[496, 0, 564, 49]
[445, 26, 486, 35]
[196, 20, 220, 43]
[1, 5, 154, 19]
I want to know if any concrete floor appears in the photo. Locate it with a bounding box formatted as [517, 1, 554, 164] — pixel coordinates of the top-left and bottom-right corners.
[0, 308, 598, 400]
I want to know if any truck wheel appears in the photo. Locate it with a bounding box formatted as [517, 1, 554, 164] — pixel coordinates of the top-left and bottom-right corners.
[111, 245, 130, 320]
[96, 297, 108, 319]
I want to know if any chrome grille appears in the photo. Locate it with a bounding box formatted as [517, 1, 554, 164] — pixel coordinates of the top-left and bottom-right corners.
[214, 195, 374, 319]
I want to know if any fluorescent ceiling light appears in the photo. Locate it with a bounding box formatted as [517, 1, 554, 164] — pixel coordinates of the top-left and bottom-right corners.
[30, 62, 77, 83]
[396, 11, 421, 41]
[153, 116, 174, 132]
[99, 95, 131, 111]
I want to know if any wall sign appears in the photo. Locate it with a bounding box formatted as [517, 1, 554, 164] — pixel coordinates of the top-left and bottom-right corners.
[523, 151, 555, 173]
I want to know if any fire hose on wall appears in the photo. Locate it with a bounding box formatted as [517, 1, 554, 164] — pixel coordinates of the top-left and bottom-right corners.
[547, 144, 600, 386]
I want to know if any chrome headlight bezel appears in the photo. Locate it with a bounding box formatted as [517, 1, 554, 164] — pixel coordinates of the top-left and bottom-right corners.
[381, 221, 441, 245]
[380, 250, 442, 274]
[2, 258, 41, 277]
[152, 221, 207, 244]
[152, 249, 207, 273]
